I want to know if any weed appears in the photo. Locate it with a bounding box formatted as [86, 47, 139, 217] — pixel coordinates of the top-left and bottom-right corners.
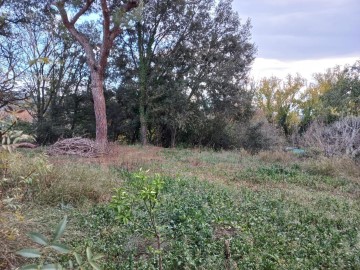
[257, 150, 297, 164]
[73, 172, 360, 269]
[2, 146, 360, 269]
[303, 156, 360, 179]
[2, 152, 120, 206]
[17, 216, 104, 270]
[110, 170, 166, 269]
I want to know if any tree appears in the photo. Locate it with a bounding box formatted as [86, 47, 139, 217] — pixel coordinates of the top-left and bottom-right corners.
[255, 74, 305, 136]
[114, 0, 214, 145]
[322, 60, 360, 117]
[16, 20, 90, 143]
[298, 61, 360, 132]
[51, 0, 140, 152]
[0, 39, 25, 108]
[114, 0, 255, 146]
[298, 65, 343, 130]
[0, 0, 35, 108]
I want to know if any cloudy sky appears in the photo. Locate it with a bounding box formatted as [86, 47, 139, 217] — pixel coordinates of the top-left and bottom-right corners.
[232, 0, 360, 80]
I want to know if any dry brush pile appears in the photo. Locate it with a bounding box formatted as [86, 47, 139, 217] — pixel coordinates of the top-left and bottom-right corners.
[47, 137, 100, 158]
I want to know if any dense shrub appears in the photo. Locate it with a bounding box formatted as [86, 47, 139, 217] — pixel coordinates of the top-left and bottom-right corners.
[236, 114, 285, 153]
[302, 116, 360, 159]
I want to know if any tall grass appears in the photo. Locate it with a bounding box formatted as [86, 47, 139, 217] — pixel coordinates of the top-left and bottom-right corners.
[2, 151, 121, 206]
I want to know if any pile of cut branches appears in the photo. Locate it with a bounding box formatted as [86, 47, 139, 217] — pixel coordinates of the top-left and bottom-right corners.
[47, 137, 99, 157]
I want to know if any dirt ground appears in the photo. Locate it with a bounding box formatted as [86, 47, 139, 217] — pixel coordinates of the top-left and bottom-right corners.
[79, 144, 164, 168]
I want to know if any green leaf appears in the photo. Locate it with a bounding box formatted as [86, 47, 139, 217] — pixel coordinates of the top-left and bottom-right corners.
[49, 243, 70, 254]
[92, 253, 104, 261]
[68, 260, 74, 269]
[28, 232, 48, 246]
[16, 248, 41, 258]
[28, 59, 37, 66]
[52, 216, 67, 241]
[89, 261, 101, 270]
[19, 265, 39, 270]
[11, 130, 23, 138]
[73, 252, 83, 265]
[86, 247, 92, 261]
[42, 264, 62, 270]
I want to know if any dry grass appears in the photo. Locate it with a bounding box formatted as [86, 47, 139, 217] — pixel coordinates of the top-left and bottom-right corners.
[0, 150, 124, 270]
[2, 152, 121, 207]
[257, 150, 297, 164]
[302, 155, 360, 180]
[0, 210, 32, 269]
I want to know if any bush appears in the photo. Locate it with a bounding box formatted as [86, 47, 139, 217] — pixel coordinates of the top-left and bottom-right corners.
[302, 116, 360, 159]
[236, 112, 285, 153]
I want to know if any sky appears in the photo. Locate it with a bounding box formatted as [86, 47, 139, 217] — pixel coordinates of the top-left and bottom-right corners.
[231, 0, 360, 80]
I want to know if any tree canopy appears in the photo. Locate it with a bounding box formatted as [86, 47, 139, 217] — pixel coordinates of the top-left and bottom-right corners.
[0, 0, 257, 150]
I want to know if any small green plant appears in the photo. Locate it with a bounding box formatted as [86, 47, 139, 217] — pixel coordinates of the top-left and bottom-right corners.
[110, 170, 165, 270]
[0, 109, 35, 152]
[17, 216, 104, 270]
[1, 130, 35, 152]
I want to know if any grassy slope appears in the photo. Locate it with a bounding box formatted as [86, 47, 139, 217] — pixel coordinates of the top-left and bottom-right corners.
[1, 146, 360, 269]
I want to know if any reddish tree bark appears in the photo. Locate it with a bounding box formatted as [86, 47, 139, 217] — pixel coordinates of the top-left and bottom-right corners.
[53, 0, 139, 152]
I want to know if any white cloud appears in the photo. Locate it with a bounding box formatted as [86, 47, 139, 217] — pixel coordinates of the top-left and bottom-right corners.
[251, 56, 359, 81]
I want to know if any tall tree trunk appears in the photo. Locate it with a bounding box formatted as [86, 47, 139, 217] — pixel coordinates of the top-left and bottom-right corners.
[139, 99, 147, 145]
[138, 52, 148, 146]
[91, 71, 108, 152]
[170, 127, 176, 148]
[137, 22, 148, 146]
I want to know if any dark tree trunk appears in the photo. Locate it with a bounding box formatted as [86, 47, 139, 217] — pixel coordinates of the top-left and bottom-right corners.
[90, 71, 108, 152]
[140, 115, 147, 146]
[170, 127, 176, 148]
[139, 82, 147, 146]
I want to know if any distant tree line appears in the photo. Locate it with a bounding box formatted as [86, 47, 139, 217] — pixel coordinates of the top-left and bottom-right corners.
[254, 61, 360, 137]
[1, 0, 358, 154]
[254, 60, 360, 157]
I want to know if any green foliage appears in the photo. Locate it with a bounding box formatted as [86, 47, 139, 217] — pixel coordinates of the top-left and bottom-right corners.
[255, 74, 305, 136]
[110, 170, 165, 269]
[233, 163, 359, 194]
[1, 130, 35, 152]
[321, 60, 360, 117]
[17, 216, 103, 270]
[3, 147, 360, 269]
[0, 111, 35, 152]
[74, 169, 360, 269]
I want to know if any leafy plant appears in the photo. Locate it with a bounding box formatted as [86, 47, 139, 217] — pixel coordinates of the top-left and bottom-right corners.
[17, 216, 104, 270]
[1, 130, 35, 152]
[0, 111, 35, 152]
[110, 170, 165, 270]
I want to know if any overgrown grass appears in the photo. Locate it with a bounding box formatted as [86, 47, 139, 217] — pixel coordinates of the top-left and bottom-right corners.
[2, 152, 120, 206]
[74, 172, 360, 269]
[0, 151, 120, 269]
[1, 147, 360, 269]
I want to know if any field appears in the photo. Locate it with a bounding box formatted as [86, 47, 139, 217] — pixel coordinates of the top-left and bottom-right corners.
[1, 145, 360, 269]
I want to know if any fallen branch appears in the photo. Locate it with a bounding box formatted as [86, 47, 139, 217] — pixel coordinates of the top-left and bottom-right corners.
[15, 142, 37, 149]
